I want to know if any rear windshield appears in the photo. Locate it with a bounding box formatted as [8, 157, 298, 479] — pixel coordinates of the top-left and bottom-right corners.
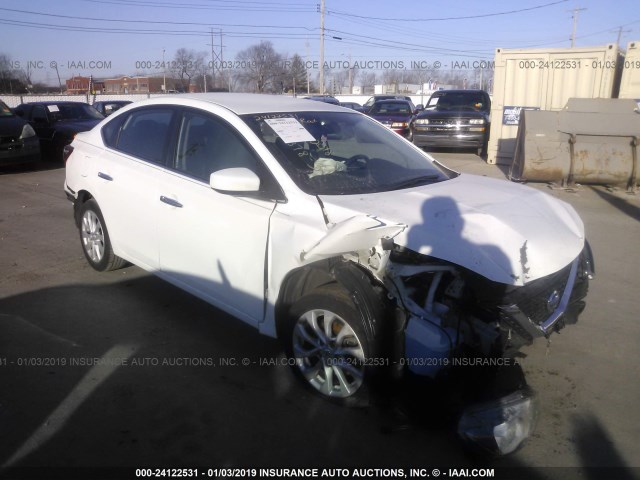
[47, 103, 104, 121]
[0, 101, 14, 117]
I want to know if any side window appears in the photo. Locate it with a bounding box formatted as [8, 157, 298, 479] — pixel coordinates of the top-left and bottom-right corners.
[32, 105, 48, 123]
[116, 109, 174, 164]
[101, 113, 127, 148]
[174, 112, 258, 181]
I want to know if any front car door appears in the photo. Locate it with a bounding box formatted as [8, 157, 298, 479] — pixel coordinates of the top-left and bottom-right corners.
[157, 108, 279, 327]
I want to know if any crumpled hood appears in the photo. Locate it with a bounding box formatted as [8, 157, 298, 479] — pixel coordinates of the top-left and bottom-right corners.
[318, 174, 585, 286]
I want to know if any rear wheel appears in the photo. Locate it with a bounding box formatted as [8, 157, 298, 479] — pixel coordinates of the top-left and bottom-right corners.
[78, 199, 126, 272]
[284, 284, 381, 406]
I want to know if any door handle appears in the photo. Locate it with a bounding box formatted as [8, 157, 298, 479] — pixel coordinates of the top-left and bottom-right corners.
[160, 196, 183, 208]
[98, 172, 113, 181]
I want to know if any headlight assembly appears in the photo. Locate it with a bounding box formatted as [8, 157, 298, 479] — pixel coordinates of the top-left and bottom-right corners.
[20, 124, 37, 139]
[458, 388, 538, 455]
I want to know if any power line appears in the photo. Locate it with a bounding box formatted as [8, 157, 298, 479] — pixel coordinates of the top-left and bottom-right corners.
[0, 7, 318, 30]
[80, 0, 315, 12]
[327, 0, 569, 22]
[0, 19, 314, 39]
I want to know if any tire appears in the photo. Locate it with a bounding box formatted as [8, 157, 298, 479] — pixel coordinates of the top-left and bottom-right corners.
[477, 135, 489, 158]
[283, 284, 382, 406]
[78, 199, 126, 272]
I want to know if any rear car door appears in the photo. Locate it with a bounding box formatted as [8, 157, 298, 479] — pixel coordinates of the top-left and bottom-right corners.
[94, 106, 178, 270]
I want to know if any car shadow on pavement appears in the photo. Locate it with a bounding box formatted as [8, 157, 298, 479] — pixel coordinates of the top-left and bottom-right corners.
[0, 160, 62, 176]
[0, 275, 470, 471]
[589, 186, 640, 222]
[0, 275, 636, 478]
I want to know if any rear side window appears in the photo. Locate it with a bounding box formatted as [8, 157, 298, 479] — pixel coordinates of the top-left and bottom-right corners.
[101, 114, 127, 147]
[109, 108, 175, 164]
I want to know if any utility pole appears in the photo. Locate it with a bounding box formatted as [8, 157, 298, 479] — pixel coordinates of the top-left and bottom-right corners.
[613, 26, 632, 48]
[319, 0, 325, 94]
[348, 50, 352, 94]
[210, 28, 216, 88]
[569, 7, 587, 48]
[220, 30, 227, 91]
[208, 29, 225, 90]
[305, 40, 310, 94]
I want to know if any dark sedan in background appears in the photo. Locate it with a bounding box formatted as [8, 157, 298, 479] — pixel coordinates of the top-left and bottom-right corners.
[0, 99, 41, 165]
[14, 101, 103, 162]
[301, 95, 340, 105]
[362, 94, 416, 114]
[366, 99, 415, 138]
[339, 101, 364, 112]
[411, 89, 491, 156]
[92, 100, 132, 117]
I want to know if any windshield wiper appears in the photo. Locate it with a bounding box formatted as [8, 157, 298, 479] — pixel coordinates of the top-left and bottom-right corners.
[390, 175, 441, 190]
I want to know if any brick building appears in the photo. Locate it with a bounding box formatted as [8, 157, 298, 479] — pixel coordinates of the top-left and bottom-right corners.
[65, 76, 105, 94]
[103, 76, 174, 94]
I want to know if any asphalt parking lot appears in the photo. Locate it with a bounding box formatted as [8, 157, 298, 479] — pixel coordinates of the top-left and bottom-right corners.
[1, 152, 639, 479]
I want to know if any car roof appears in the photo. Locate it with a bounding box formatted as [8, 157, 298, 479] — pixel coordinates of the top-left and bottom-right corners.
[370, 95, 411, 99]
[431, 89, 487, 94]
[22, 101, 90, 105]
[141, 93, 347, 115]
[372, 99, 412, 103]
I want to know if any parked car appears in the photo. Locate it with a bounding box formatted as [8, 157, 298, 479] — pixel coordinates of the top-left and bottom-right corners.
[14, 101, 103, 161]
[366, 99, 415, 138]
[64, 93, 593, 455]
[302, 95, 340, 105]
[339, 101, 364, 112]
[363, 94, 416, 113]
[410, 89, 491, 156]
[93, 100, 133, 117]
[0, 99, 40, 165]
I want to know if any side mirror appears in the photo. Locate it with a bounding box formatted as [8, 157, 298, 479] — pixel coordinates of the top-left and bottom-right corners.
[210, 167, 260, 194]
[414, 104, 424, 113]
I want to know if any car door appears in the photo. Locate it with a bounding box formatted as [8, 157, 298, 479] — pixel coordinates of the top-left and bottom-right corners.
[157, 109, 278, 327]
[95, 106, 178, 270]
[29, 105, 56, 150]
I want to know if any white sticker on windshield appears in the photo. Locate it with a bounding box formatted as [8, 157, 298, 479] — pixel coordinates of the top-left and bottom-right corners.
[264, 117, 316, 143]
[47, 105, 60, 112]
[428, 97, 439, 106]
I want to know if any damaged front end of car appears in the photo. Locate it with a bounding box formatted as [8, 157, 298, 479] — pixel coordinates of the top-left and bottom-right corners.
[381, 239, 593, 454]
[300, 208, 594, 455]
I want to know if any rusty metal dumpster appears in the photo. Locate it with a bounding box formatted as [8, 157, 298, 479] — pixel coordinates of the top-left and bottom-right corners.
[510, 98, 640, 191]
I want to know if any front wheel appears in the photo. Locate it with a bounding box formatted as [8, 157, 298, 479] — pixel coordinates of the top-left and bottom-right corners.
[78, 199, 126, 272]
[283, 285, 380, 406]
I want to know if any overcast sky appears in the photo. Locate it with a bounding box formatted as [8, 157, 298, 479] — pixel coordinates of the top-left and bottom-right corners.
[0, 0, 638, 84]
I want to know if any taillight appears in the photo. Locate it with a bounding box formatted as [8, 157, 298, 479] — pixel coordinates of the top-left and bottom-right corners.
[63, 145, 74, 163]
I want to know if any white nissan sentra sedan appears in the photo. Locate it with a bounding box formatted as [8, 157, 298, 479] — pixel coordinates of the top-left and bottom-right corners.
[64, 93, 593, 455]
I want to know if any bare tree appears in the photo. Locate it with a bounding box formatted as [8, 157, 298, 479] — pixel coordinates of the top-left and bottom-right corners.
[360, 71, 377, 93]
[285, 54, 308, 94]
[172, 48, 207, 92]
[0, 53, 28, 93]
[235, 41, 284, 93]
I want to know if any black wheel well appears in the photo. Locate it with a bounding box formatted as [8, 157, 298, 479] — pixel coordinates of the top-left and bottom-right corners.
[275, 258, 405, 380]
[274, 259, 396, 340]
[73, 190, 94, 227]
